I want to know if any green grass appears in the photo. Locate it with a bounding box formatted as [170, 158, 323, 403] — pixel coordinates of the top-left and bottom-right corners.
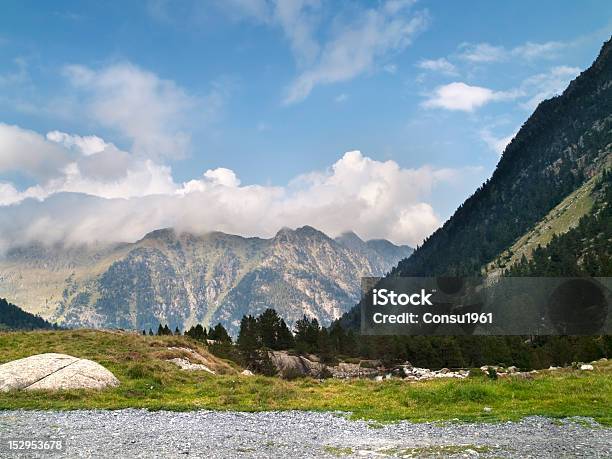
[1, 330, 611, 425]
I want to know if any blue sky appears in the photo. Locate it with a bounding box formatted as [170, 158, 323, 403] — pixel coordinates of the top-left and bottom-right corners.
[0, 1, 610, 247]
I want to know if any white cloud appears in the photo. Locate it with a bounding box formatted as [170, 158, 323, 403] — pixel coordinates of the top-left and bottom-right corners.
[417, 57, 457, 75]
[0, 125, 175, 205]
[283, 1, 427, 104]
[512, 41, 565, 60]
[46, 131, 110, 156]
[0, 123, 70, 180]
[422, 82, 517, 112]
[458, 43, 506, 63]
[0, 124, 475, 247]
[520, 65, 580, 110]
[273, 0, 321, 67]
[63, 62, 198, 160]
[217, 0, 426, 103]
[458, 40, 566, 63]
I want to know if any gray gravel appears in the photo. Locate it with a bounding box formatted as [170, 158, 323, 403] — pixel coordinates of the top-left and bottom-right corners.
[0, 410, 610, 458]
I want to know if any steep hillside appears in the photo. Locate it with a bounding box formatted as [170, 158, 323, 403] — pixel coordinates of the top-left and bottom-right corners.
[507, 169, 611, 276]
[0, 227, 411, 333]
[394, 38, 612, 277]
[487, 164, 609, 276]
[0, 298, 55, 330]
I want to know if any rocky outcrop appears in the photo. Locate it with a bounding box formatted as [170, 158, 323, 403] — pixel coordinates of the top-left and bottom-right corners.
[0, 353, 120, 391]
[268, 351, 329, 379]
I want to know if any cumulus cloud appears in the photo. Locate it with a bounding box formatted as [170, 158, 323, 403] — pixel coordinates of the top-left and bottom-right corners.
[0, 123, 71, 180]
[0, 124, 474, 248]
[0, 126, 175, 205]
[63, 62, 198, 160]
[422, 82, 518, 112]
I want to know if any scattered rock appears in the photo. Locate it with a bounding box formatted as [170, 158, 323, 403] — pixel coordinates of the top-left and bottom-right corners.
[397, 365, 468, 381]
[483, 407, 492, 413]
[507, 366, 518, 373]
[167, 358, 215, 374]
[240, 370, 254, 376]
[0, 353, 119, 392]
[329, 362, 378, 379]
[580, 364, 594, 371]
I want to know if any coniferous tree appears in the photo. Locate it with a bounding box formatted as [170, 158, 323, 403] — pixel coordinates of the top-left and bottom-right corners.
[209, 323, 232, 343]
[276, 318, 295, 350]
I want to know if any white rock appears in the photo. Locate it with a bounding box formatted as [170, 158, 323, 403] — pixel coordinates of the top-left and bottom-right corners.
[241, 370, 254, 376]
[0, 353, 119, 392]
[580, 364, 594, 371]
[483, 407, 492, 413]
[168, 358, 215, 374]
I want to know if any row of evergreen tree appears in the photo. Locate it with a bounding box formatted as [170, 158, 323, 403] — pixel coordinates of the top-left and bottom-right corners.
[141, 322, 232, 343]
[145, 303, 611, 374]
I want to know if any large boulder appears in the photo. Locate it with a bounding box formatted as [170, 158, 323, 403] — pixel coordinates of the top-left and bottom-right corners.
[268, 351, 329, 379]
[0, 353, 120, 392]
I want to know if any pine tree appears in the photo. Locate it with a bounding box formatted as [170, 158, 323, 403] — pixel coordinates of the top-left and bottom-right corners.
[209, 323, 232, 343]
[257, 308, 281, 349]
[276, 318, 295, 350]
[237, 315, 261, 367]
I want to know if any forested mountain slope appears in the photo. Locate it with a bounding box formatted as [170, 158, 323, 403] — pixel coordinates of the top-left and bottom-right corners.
[0, 298, 55, 330]
[394, 38, 612, 277]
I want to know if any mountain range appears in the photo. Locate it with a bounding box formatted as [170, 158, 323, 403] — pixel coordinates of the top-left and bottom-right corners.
[0, 226, 411, 333]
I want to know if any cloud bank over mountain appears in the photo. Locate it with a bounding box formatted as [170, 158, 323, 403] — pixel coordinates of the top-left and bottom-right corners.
[0, 122, 477, 249]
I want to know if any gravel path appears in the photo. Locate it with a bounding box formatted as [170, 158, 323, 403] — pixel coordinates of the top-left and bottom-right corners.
[0, 410, 610, 458]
